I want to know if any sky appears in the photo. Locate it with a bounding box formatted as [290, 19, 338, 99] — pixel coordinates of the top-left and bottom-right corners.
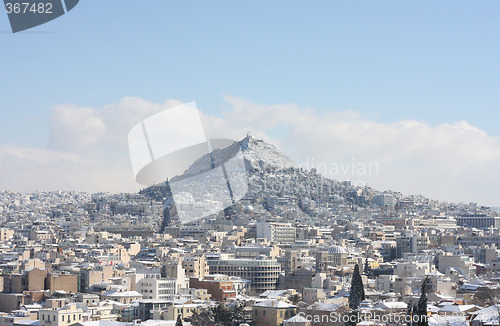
[0, 1, 500, 206]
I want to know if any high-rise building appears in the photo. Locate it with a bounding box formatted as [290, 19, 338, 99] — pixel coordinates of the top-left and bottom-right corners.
[207, 258, 281, 295]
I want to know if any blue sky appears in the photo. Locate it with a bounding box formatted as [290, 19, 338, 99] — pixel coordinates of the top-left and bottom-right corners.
[1, 1, 500, 205]
[1, 1, 500, 146]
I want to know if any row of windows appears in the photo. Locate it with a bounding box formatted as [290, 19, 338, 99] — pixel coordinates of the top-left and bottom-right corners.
[158, 282, 175, 288]
[41, 313, 81, 322]
[158, 289, 175, 295]
[213, 267, 280, 272]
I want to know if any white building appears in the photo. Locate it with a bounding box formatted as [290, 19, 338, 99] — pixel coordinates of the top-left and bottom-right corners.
[394, 261, 434, 278]
[375, 275, 396, 293]
[137, 277, 177, 300]
[256, 221, 296, 244]
[437, 253, 475, 280]
[39, 304, 84, 326]
[207, 258, 281, 295]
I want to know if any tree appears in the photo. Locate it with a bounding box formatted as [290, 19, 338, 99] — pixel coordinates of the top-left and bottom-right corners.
[364, 259, 374, 278]
[417, 277, 429, 326]
[289, 294, 302, 305]
[189, 308, 215, 326]
[349, 264, 365, 310]
[189, 303, 245, 326]
[411, 304, 418, 326]
[213, 303, 233, 325]
[176, 314, 183, 326]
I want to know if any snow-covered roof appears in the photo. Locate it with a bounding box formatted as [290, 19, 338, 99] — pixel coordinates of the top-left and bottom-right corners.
[77, 321, 126, 326]
[471, 305, 500, 324]
[438, 304, 477, 313]
[284, 315, 309, 323]
[428, 315, 467, 326]
[306, 303, 343, 312]
[259, 290, 289, 299]
[102, 291, 142, 297]
[254, 300, 296, 309]
[373, 301, 407, 310]
[12, 320, 38, 326]
[460, 283, 483, 291]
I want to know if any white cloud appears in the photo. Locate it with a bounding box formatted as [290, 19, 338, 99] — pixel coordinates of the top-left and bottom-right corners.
[48, 104, 107, 152]
[0, 97, 184, 193]
[1, 95, 499, 206]
[220, 95, 500, 206]
[0, 144, 136, 193]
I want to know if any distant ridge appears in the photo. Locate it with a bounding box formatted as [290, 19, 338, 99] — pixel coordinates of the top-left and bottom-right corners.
[140, 135, 497, 230]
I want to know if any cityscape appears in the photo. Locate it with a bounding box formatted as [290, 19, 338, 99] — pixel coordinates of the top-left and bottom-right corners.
[2, 1, 500, 326]
[0, 135, 500, 326]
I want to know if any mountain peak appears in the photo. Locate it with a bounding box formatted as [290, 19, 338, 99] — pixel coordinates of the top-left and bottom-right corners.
[239, 135, 296, 172]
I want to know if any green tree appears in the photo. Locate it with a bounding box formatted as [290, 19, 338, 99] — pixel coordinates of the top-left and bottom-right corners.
[289, 294, 302, 305]
[364, 259, 374, 278]
[175, 314, 183, 326]
[417, 277, 429, 326]
[349, 264, 365, 310]
[405, 303, 413, 326]
[411, 304, 418, 326]
[189, 303, 245, 326]
[214, 303, 232, 325]
[189, 308, 215, 326]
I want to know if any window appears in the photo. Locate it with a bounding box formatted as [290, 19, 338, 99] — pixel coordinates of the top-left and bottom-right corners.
[53, 315, 56, 322]
[62, 316, 65, 322]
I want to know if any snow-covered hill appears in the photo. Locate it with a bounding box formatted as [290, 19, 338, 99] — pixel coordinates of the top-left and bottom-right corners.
[170, 135, 295, 181]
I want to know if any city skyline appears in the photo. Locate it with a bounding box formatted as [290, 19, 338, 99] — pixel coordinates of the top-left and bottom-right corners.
[1, 2, 500, 205]
[0, 95, 499, 207]
[2, 2, 500, 324]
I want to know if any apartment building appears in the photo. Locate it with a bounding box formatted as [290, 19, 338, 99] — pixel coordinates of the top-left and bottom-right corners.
[207, 258, 281, 295]
[39, 304, 84, 326]
[256, 221, 296, 244]
[189, 276, 236, 301]
[136, 277, 177, 300]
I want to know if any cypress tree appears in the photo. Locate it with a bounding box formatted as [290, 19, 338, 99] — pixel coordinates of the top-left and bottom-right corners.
[411, 304, 418, 326]
[405, 303, 414, 326]
[364, 258, 374, 278]
[349, 264, 365, 310]
[417, 277, 429, 326]
[175, 314, 183, 326]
